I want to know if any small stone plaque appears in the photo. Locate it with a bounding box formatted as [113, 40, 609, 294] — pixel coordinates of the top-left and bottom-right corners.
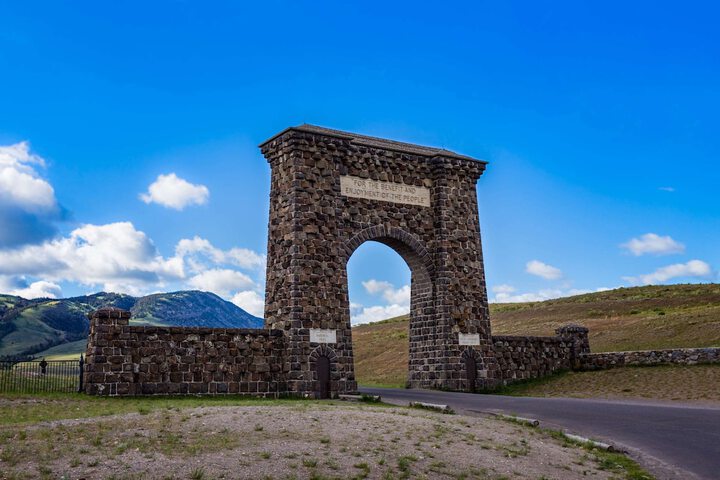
[310, 329, 337, 344]
[340, 175, 431, 207]
[458, 333, 480, 346]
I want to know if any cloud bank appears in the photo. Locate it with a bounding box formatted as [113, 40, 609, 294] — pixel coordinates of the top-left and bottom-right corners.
[0, 142, 65, 247]
[623, 260, 712, 285]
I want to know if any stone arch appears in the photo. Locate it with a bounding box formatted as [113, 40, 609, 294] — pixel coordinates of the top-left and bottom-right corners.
[309, 345, 338, 363]
[344, 225, 436, 387]
[261, 124, 492, 395]
[343, 225, 434, 295]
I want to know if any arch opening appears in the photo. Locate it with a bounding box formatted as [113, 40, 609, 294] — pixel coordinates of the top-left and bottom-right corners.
[346, 229, 433, 388]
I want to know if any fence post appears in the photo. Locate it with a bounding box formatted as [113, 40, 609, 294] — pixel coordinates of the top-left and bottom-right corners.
[78, 354, 84, 393]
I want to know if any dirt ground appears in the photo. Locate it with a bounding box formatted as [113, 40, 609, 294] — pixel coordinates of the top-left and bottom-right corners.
[0, 402, 641, 480]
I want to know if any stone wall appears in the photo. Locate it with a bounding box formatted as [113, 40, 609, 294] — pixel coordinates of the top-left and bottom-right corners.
[488, 325, 589, 386]
[492, 335, 572, 383]
[84, 308, 287, 396]
[579, 347, 720, 370]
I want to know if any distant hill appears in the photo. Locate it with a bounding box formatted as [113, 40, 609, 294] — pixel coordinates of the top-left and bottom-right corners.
[353, 283, 720, 387]
[0, 291, 263, 359]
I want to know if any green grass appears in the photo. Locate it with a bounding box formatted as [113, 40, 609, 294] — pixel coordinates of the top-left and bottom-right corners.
[0, 392, 315, 426]
[34, 339, 87, 360]
[0, 307, 63, 357]
[500, 416, 653, 480]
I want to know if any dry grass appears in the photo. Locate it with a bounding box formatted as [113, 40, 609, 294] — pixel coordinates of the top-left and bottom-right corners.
[353, 316, 409, 388]
[491, 283, 720, 352]
[352, 284, 720, 389]
[499, 364, 720, 404]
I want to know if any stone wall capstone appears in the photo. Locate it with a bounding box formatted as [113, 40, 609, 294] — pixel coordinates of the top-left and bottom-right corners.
[579, 347, 720, 370]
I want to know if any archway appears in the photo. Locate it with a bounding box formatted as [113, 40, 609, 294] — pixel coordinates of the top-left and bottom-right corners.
[347, 241, 412, 387]
[344, 227, 435, 391]
[261, 124, 493, 396]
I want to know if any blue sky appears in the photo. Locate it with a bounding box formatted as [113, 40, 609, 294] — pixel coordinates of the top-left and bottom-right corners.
[1, 1, 718, 323]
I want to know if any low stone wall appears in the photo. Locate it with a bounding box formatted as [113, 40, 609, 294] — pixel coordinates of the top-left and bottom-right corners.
[579, 347, 720, 370]
[84, 308, 287, 396]
[490, 325, 590, 385]
[492, 335, 574, 383]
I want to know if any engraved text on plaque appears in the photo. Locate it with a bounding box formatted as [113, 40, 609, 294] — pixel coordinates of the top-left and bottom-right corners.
[340, 175, 431, 207]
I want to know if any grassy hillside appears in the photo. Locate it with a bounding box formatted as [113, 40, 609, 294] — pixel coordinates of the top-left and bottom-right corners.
[0, 291, 262, 359]
[131, 291, 261, 329]
[499, 364, 720, 404]
[353, 283, 720, 387]
[35, 339, 88, 360]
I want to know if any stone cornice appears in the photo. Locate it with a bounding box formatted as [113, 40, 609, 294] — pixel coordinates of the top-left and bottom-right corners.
[260, 124, 487, 165]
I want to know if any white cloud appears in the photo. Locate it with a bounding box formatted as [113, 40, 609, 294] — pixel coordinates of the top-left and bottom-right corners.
[383, 284, 410, 305]
[0, 219, 269, 301]
[362, 279, 393, 295]
[0, 222, 184, 294]
[525, 260, 562, 280]
[188, 268, 256, 298]
[491, 284, 516, 294]
[176, 236, 265, 271]
[0, 142, 64, 247]
[621, 233, 685, 256]
[492, 287, 611, 303]
[0, 142, 56, 211]
[7, 280, 62, 299]
[352, 304, 409, 325]
[362, 279, 410, 306]
[658, 187, 675, 192]
[353, 279, 411, 325]
[623, 260, 712, 285]
[140, 173, 209, 210]
[231, 290, 264, 317]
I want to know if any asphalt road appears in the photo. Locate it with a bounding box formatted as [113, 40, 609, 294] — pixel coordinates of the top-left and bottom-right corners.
[360, 387, 720, 480]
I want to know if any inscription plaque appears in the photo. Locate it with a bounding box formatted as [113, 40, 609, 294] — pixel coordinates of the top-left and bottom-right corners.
[458, 333, 481, 346]
[340, 175, 430, 207]
[310, 329, 337, 344]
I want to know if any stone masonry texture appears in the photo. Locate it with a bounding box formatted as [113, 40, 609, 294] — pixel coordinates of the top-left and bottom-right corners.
[84, 307, 287, 396]
[84, 126, 718, 398]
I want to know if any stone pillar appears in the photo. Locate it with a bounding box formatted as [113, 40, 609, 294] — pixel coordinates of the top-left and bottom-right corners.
[261, 129, 357, 397]
[426, 155, 495, 391]
[84, 307, 131, 395]
[556, 324, 590, 369]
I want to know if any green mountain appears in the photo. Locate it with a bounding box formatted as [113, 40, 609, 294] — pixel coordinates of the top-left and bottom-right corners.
[0, 291, 263, 359]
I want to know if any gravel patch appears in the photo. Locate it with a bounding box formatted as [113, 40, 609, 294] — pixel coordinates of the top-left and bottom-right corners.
[1, 403, 622, 479]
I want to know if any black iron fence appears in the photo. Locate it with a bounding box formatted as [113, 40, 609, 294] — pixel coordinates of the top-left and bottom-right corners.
[0, 356, 84, 393]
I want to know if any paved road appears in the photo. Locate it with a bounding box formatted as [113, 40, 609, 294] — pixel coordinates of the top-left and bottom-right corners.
[360, 387, 720, 480]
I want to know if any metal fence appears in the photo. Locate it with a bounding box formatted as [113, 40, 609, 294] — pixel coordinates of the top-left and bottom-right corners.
[0, 356, 84, 393]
